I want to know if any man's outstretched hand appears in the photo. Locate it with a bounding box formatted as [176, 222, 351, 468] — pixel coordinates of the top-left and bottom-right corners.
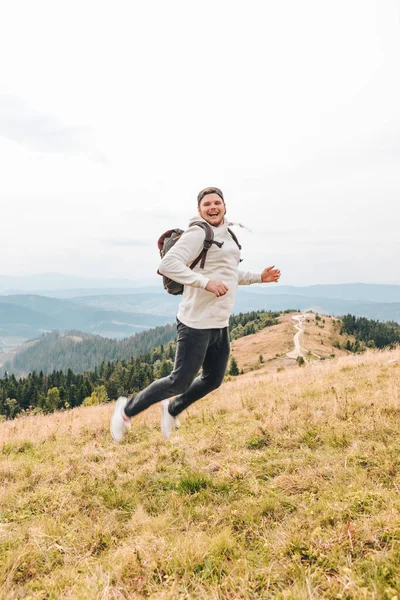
[261, 266, 281, 283]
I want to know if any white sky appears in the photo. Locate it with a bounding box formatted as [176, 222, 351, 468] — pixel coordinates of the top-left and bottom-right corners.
[1, 0, 399, 286]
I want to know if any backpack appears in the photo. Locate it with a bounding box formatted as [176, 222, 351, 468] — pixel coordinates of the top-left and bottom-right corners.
[157, 221, 242, 295]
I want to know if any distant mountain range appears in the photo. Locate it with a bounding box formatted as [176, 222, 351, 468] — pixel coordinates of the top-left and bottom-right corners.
[0, 273, 147, 293]
[70, 287, 400, 322]
[2, 273, 400, 301]
[0, 274, 165, 300]
[0, 294, 173, 339]
[241, 283, 400, 303]
[73, 284, 400, 324]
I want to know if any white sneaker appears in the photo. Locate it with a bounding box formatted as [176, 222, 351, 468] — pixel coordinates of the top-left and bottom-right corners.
[110, 397, 131, 442]
[161, 399, 179, 439]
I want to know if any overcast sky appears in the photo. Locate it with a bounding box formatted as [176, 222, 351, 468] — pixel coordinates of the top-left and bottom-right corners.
[1, 0, 399, 286]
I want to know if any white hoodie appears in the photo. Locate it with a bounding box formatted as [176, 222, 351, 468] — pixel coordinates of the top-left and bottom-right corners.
[158, 216, 261, 329]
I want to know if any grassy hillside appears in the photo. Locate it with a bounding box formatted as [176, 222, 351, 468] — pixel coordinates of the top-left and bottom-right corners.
[0, 324, 177, 377]
[1, 344, 399, 599]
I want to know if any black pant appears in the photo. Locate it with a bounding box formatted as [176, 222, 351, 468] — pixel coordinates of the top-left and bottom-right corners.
[124, 320, 230, 418]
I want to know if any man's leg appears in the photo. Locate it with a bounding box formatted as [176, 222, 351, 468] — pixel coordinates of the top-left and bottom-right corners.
[169, 327, 230, 416]
[124, 322, 211, 418]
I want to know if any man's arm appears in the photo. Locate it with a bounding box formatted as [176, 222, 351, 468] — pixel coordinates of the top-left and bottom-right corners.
[160, 226, 230, 297]
[158, 226, 209, 289]
[238, 270, 262, 285]
[238, 265, 281, 286]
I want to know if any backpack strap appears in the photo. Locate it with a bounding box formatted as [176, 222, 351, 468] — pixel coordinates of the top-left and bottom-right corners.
[188, 221, 223, 270]
[227, 227, 242, 250]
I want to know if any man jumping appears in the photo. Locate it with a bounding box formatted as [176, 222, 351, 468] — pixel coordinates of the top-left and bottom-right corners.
[110, 187, 280, 441]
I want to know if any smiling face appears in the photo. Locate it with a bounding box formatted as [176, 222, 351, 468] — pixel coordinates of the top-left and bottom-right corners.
[198, 193, 226, 227]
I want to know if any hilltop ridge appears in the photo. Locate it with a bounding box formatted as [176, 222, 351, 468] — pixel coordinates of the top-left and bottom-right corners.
[230, 311, 357, 375]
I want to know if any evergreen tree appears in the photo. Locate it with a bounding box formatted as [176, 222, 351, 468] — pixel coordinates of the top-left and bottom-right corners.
[45, 387, 62, 413]
[229, 357, 239, 376]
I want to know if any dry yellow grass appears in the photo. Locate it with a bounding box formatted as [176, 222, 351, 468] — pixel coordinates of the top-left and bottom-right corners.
[300, 314, 353, 359]
[1, 343, 400, 599]
[230, 313, 295, 373]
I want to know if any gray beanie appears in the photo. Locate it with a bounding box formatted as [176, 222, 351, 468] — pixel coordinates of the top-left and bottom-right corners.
[197, 187, 224, 205]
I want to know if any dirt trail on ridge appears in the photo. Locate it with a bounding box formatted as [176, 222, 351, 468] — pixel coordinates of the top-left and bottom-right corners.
[286, 313, 313, 359]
